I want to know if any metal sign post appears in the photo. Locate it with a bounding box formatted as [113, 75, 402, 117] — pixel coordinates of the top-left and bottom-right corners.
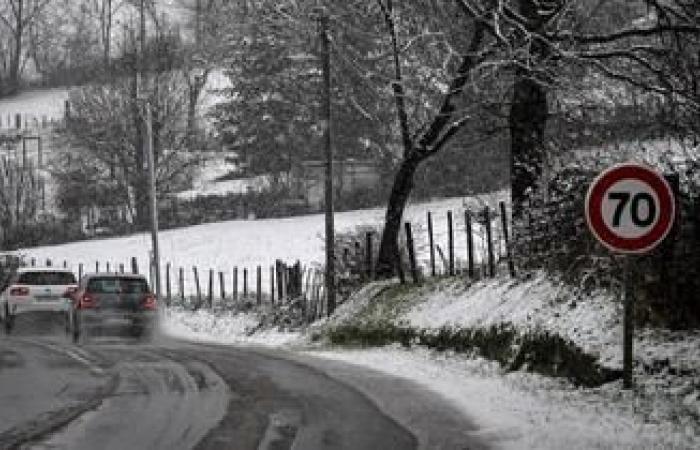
[621, 255, 634, 388]
[586, 162, 676, 389]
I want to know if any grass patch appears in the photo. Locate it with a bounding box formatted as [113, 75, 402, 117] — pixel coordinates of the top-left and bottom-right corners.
[319, 279, 620, 387]
[324, 322, 621, 387]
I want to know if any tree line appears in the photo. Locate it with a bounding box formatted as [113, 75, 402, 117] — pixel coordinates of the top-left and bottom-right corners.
[4, 0, 696, 280]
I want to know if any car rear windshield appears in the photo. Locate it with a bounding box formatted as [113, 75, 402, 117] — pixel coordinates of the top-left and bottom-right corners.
[17, 271, 76, 285]
[87, 277, 150, 294]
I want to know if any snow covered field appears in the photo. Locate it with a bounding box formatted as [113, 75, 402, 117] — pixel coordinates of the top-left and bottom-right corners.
[19, 195, 505, 295]
[0, 88, 69, 122]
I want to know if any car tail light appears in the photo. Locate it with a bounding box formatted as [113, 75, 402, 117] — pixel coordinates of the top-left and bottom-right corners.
[9, 286, 29, 296]
[141, 294, 157, 310]
[78, 293, 97, 309]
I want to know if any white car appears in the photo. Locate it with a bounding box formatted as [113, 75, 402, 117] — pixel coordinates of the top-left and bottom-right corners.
[1, 268, 77, 334]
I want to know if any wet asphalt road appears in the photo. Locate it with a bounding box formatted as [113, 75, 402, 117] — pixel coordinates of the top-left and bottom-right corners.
[0, 313, 488, 450]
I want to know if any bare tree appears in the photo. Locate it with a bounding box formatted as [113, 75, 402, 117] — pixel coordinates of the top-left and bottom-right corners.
[57, 74, 197, 227]
[0, 0, 50, 94]
[373, 0, 489, 276]
[0, 157, 40, 247]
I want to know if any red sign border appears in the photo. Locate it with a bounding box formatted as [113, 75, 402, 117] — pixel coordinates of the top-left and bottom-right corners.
[585, 162, 675, 254]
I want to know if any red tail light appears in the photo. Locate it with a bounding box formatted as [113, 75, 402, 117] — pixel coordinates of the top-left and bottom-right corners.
[141, 294, 157, 310]
[78, 293, 97, 309]
[10, 286, 29, 296]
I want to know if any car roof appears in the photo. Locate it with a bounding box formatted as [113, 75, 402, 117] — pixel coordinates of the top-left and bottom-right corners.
[82, 273, 148, 280]
[16, 267, 74, 273]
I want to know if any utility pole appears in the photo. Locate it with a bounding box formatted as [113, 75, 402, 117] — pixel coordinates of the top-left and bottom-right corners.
[145, 105, 162, 304]
[320, 12, 335, 315]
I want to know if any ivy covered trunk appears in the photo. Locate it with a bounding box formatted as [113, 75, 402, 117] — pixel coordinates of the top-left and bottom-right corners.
[509, 0, 554, 221]
[509, 72, 548, 220]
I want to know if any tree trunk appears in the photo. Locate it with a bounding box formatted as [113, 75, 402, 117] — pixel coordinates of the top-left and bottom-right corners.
[9, 0, 24, 95]
[187, 84, 198, 149]
[375, 156, 419, 278]
[509, 0, 552, 220]
[509, 72, 547, 219]
[103, 0, 112, 77]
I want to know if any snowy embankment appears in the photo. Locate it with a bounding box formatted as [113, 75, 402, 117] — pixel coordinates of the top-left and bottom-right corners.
[163, 274, 700, 450]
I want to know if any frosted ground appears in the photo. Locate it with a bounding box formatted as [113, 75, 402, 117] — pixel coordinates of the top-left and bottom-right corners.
[163, 275, 700, 450]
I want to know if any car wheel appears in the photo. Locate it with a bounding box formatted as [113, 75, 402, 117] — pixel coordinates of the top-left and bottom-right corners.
[138, 327, 153, 343]
[3, 304, 12, 335]
[71, 311, 81, 344]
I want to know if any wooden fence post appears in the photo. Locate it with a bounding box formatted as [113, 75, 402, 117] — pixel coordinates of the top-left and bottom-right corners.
[179, 267, 185, 304]
[208, 269, 214, 308]
[447, 210, 455, 276]
[131, 257, 139, 274]
[427, 211, 436, 277]
[243, 268, 248, 299]
[484, 207, 496, 278]
[500, 201, 516, 278]
[405, 222, 419, 283]
[256, 265, 262, 305]
[165, 263, 171, 306]
[270, 265, 275, 304]
[312, 271, 321, 321]
[465, 210, 475, 279]
[293, 261, 302, 298]
[276, 260, 284, 301]
[219, 271, 226, 303]
[365, 231, 373, 280]
[193, 267, 202, 308]
[233, 267, 238, 302]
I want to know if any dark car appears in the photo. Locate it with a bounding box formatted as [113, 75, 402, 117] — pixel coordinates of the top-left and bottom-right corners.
[67, 273, 157, 343]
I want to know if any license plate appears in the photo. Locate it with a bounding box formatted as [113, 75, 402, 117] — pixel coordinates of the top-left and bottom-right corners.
[103, 317, 131, 326]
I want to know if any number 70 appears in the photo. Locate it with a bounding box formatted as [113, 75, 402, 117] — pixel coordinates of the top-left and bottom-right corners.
[608, 192, 656, 227]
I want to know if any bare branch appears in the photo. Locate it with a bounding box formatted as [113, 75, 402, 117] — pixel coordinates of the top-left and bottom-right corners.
[556, 24, 700, 45]
[377, 0, 413, 156]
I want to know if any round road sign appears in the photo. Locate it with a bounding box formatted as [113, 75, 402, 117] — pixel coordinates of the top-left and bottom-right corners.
[585, 162, 675, 254]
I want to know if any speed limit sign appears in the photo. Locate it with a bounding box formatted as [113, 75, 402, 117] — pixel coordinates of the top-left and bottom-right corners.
[585, 162, 676, 254]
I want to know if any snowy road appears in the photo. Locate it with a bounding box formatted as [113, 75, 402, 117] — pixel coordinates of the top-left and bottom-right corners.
[0, 315, 487, 450]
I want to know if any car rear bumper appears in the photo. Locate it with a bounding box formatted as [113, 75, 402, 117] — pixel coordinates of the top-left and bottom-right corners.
[9, 300, 71, 315]
[77, 310, 157, 330]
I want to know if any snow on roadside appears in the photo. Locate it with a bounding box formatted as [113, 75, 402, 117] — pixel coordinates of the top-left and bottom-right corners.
[400, 273, 700, 379]
[161, 307, 300, 347]
[404, 274, 624, 367]
[307, 346, 699, 450]
[161, 274, 699, 449]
